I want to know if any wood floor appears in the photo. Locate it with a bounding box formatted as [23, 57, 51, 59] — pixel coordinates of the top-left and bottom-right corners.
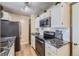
[16, 44, 37, 56]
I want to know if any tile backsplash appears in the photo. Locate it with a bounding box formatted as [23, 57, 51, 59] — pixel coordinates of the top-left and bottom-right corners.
[38, 27, 70, 42]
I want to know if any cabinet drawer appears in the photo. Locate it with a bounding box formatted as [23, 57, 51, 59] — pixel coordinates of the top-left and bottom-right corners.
[45, 50, 56, 56]
[45, 43, 57, 54]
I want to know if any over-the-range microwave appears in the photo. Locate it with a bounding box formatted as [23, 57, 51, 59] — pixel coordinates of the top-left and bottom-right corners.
[40, 17, 51, 27]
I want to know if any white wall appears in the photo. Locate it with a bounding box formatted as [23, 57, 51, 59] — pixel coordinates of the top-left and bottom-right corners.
[30, 15, 37, 33]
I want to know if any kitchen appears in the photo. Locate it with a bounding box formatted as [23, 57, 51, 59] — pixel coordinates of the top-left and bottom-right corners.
[0, 2, 79, 56]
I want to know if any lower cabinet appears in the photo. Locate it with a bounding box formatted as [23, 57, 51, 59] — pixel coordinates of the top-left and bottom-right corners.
[45, 51, 56, 56]
[45, 43, 57, 56]
[45, 43, 70, 56]
[8, 43, 15, 56]
[57, 43, 70, 56]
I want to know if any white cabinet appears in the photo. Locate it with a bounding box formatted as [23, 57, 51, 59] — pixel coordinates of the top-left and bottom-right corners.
[45, 43, 57, 56]
[35, 17, 40, 28]
[45, 42, 70, 56]
[51, 3, 70, 28]
[57, 43, 70, 56]
[51, 4, 61, 27]
[72, 44, 79, 56]
[40, 10, 51, 20]
[45, 50, 56, 56]
[35, 6, 51, 28]
[31, 35, 35, 49]
[51, 6, 57, 27]
[60, 3, 70, 28]
[1, 11, 11, 20]
[40, 13, 45, 19]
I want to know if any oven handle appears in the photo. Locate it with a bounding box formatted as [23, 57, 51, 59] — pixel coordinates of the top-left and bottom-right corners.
[37, 39, 44, 44]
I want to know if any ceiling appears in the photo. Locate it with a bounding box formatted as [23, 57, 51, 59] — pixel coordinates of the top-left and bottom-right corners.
[0, 2, 56, 16]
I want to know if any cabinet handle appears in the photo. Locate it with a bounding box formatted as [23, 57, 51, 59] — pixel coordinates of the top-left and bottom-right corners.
[74, 43, 78, 46]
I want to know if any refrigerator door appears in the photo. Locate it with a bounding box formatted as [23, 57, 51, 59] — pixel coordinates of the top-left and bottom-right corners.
[1, 20, 20, 52]
[9, 22, 20, 52]
[72, 3, 79, 56]
[1, 20, 10, 37]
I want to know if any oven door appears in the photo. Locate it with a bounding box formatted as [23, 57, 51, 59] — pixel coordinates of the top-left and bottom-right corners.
[35, 38, 45, 56]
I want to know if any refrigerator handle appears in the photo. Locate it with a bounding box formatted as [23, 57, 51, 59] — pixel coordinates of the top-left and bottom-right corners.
[74, 43, 78, 46]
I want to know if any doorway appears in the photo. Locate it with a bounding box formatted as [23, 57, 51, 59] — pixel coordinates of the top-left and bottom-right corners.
[29, 18, 31, 45]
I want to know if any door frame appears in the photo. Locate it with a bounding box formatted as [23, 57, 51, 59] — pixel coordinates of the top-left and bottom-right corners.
[70, 3, 73, 56]
[70, 2, 78, 56]
[29, 18, 31, 45]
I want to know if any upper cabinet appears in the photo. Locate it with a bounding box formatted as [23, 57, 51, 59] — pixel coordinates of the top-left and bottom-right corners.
[35, 9, 51, 28]
[40, 10, 51, 20]
[1, 11, 11, 20]
[51, 3, 70, 28]
[60, 3, 70, 28]
[35, 17, 40, 28]
[51, 5, 60, 27]
[35, 3, 70, 29]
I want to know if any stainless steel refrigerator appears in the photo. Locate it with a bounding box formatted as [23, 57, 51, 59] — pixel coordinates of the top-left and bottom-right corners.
[1, 19, 20, 52]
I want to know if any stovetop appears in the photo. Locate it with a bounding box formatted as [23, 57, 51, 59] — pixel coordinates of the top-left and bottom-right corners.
[46, 38, 68, 48]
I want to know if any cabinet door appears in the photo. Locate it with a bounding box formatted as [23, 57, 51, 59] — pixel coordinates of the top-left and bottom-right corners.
[40, 12, 51, 20]
[60, 3, 70, 28]
[51, 4, 62, 27]
[45, 11, 51, 18]
[45, 50, 56, 56]
[57, 43, 70, 56]
[40, 13, 46, 19]
[56, 3, 62, 27]
[1, 11, 10, 20]
[73, 44, 79, 56]
[51, 6, 58, 27]
[35, 17, 40, 28]
[51, 3, 70, 28]
[45, 43, 57, 56]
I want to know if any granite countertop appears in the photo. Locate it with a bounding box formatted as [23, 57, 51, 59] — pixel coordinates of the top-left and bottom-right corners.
[45, 38, 69, 49]
[0, 47, 10, 56]
[36, 35, 69, 49]
[0, 36, 16, 56]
